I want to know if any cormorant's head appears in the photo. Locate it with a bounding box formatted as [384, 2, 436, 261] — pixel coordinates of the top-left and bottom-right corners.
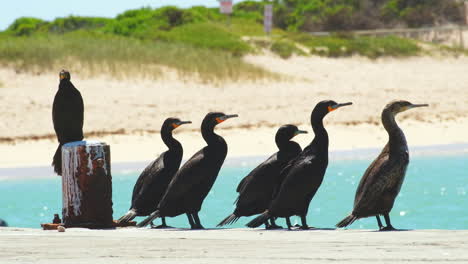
[59, 70, 71, 81]
[312, 100, 353, 120]
[384, 100, 429, 115]
[162, 117, 191, 133]
[276, 124, 307, 142]
[202, 112, 238, 130]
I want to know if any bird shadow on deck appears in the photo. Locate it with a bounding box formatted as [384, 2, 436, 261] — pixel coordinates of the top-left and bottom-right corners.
[369, 228, 413, 232]
[213, 227, 337, 231]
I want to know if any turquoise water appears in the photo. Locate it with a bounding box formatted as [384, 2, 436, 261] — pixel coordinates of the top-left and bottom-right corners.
[1, 153, 467, 229]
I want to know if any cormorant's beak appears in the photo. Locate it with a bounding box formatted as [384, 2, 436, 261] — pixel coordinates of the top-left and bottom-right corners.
[328, 102, 353, 112]
[401, 103, 429, 112]
[409, 103, 429, 109]
[294, 130, 308, 136]
[216, 114, 239, 123]
[172, 120, 192, 129]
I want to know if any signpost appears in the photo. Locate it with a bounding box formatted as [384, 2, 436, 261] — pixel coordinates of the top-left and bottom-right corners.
[264, 4, 273, 35]
[219, 0, 233, 26]
[465, 1, 468, 25]
[219, 0, 233, 14]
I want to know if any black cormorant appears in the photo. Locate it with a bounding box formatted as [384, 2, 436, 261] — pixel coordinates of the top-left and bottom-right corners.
[138, 112, 238, 229]
[246, 100, 352, 229]
[336, 100, 428, 231]
[117, 118, 191, 227]
[217, 125, 307, 228]
[52, 70, 84, 175]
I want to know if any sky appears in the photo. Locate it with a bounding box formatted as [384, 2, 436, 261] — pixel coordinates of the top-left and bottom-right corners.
[0, 0, 249, 30]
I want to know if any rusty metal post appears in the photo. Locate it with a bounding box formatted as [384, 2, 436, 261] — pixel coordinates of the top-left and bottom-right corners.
[61, 141, 113, 228]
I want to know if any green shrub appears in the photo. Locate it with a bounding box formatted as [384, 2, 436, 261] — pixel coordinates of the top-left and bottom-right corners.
[152, 23, 251, 56]
[48, 16, 111, 33]
[293, 33, 420, 58]
[7, 17, 47, 36]
[270, 40, 305, 59]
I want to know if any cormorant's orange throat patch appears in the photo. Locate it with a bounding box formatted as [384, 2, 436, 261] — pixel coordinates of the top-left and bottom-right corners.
[172, 123, 180, 129]
[215, 117, 224, 123]
[328, 106, 336, 112]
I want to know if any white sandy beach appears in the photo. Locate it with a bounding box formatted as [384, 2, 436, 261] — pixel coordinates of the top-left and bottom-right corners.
[1, 55, 468, 167]
[0, 227, 467, 264]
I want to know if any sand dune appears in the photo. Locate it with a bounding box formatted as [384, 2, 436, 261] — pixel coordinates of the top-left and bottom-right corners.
[0, 55, 467, 167]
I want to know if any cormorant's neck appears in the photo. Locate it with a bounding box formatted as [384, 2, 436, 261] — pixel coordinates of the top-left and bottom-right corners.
[310, 116, 329, 152]
[202, 127, 224, 146]
[382, 110, 408, 155]
[275, 134, 292, 150]
[161, 130, 182, 152]
[59, 79, 71, 88]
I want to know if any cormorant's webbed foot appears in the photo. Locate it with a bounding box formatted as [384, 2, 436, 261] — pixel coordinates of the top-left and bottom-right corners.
[267, 218, 283, 229]
[380, 214, 397, 231]
[380, 225, 397, 231]
[191, 213, 204, 230]
[299, 215, 309, 230]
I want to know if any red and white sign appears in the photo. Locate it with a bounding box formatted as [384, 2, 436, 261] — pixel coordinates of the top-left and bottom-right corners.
[264, 4, 273, 33]
[219, 0, 233, 14]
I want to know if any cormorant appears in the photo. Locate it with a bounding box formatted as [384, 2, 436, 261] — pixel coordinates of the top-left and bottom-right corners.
[0, 219, 7, 227]
[117, 118, 191, 227]
[336, 100, 428, 231]
[246, 100, 352, 230]
[138, 112, 238, 229]
[217, 124, 307, 228]
[52, 70, 84, 175]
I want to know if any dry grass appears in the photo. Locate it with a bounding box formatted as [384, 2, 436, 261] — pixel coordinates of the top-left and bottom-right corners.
[0, 31, 277, 82]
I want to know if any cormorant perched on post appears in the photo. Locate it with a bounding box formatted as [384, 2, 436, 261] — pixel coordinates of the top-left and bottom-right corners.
[336, 100, 428, 231]
[246, 100, 352, 230]
[117, 118, 191, 227]
[217, 125, 307, 228]
[138, 112, 238, 229]
[52, 70, 84, 175]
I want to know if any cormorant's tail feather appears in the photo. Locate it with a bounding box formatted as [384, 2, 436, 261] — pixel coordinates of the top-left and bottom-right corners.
[336, 214, 357, 228]
[217, 213, 240, 227]
[52, 144, 63, 176]
[246, 211, 270, 228]
[117, 209, 137, 224]
[137, 211, 160, 227]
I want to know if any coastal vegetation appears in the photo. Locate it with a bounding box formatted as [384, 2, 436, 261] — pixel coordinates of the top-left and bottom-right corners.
[0, 1, 465, 80]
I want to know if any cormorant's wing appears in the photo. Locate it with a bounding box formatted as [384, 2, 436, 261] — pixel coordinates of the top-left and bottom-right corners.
[130, 152, 166, 206]
[236, 153, 277, 193]
[158, 148, 207, 207]
[52, 90, 67, 142]
[236, 176, 249, 193]
[52, 85, 84, 142]
[270, 151, 320, 208]
[352, 147, 392, 214]
[235, 154, 279, 207]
